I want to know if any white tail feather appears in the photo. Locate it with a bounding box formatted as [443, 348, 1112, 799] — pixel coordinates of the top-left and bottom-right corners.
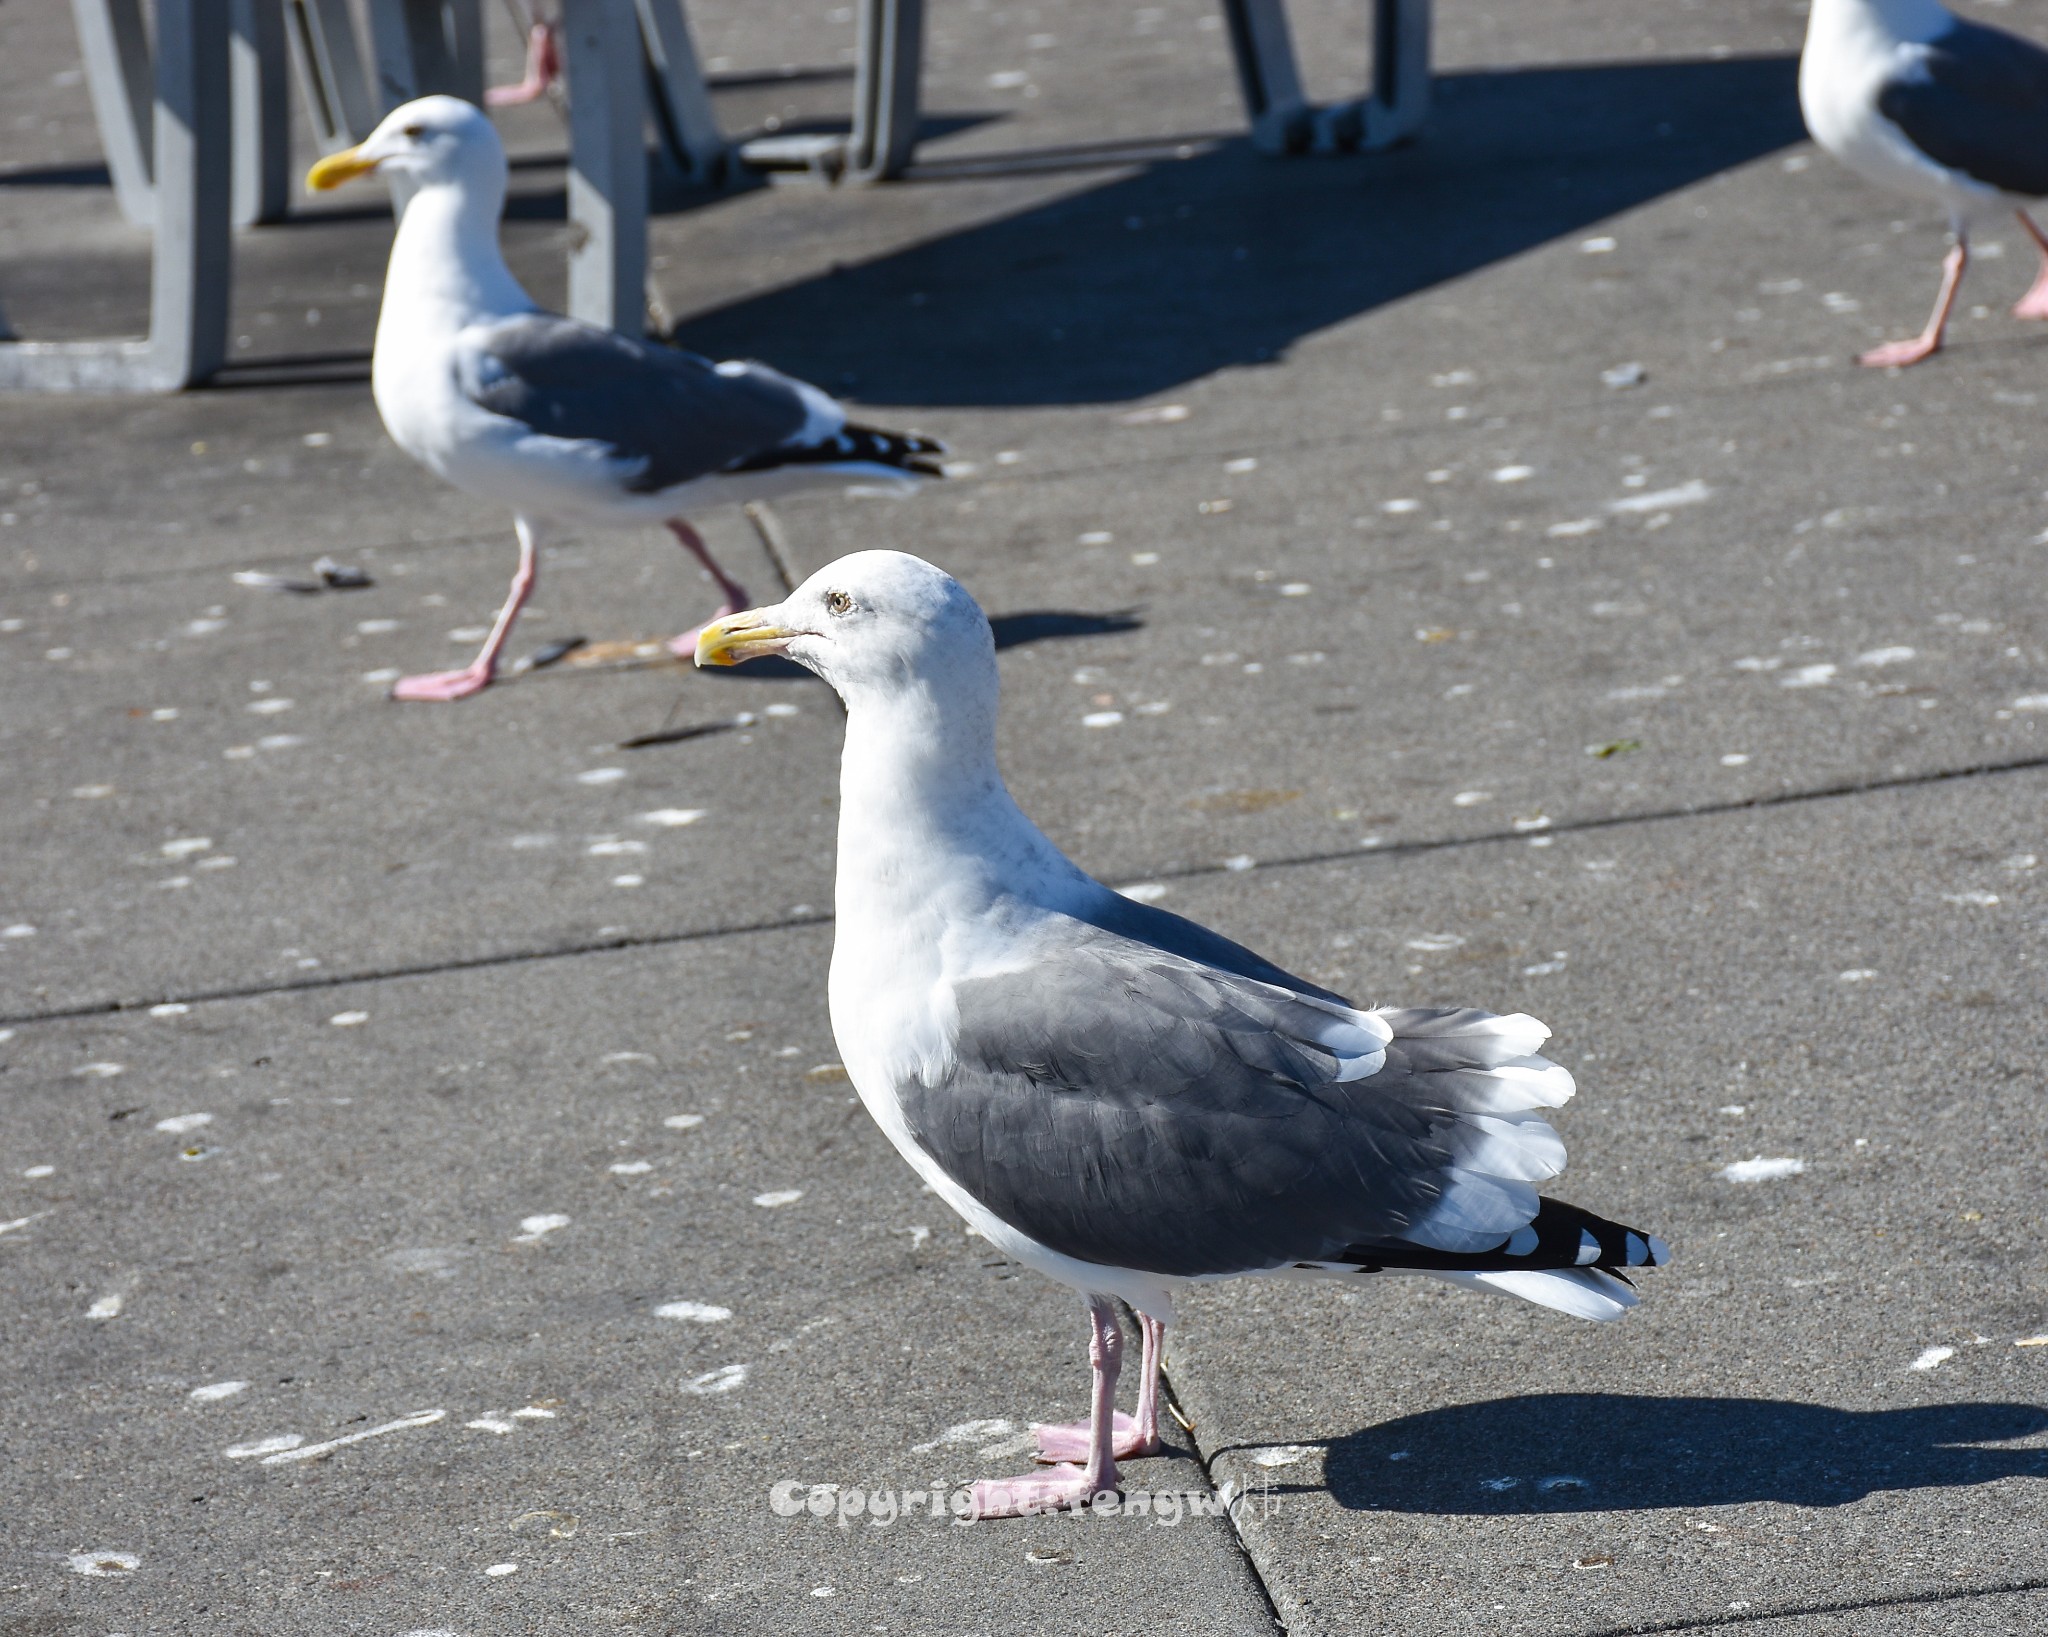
[1425, 1265, 1640, 1321]
[1373, 1006, 1551, 1065]
[1461, 1112, 1567, 1181]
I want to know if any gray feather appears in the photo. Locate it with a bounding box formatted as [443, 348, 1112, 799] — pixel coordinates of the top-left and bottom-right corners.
[456, 313, 812, 493]
[899, 916, 1551, 1279]
[1879, 19, 2048, 198]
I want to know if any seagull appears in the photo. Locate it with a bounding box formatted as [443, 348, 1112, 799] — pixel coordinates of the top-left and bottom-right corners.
[1800, 0, 2048, 367]
[485, 6, 560, 109]
[305, 97, 943, 701]
[697, 551, 1670, 1519]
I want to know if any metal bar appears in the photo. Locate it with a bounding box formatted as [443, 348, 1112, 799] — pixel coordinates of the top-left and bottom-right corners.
[443, 0, 486, 106]
[71, 0, 157, 226]
[1217, 0, 1308, 154]
[366, 0, 421, 104]
[0, 0, 233, 391]
[1312, 0, 1432, 154]
[370, 0, 484, 108]
[286, 0, 379, 146]
[1372, 0, 1431, 145]
[562, 0, 646, 332]
[637, 0, 727, 185]
[151, 0, 235, 383]
[230, 0, 291, 224]
[843, 0, 923, 183]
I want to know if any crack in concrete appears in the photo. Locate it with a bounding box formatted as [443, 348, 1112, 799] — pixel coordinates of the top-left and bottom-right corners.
[1574, 1575, 2048, 1636]
[4, 752, 2045, 1029]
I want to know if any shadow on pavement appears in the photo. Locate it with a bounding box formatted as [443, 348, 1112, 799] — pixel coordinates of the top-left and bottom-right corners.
[673, 54, 1804, 406]
[0, 161, 116, 188]
[991, 608, 1142, 648]
[684, 606, 1144, 687]
[1307, 1393, 2048, 1512]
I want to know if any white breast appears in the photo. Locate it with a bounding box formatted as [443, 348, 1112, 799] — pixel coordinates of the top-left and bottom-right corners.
[828, 877, 1185, 1320]
[370, 319, 645, 521]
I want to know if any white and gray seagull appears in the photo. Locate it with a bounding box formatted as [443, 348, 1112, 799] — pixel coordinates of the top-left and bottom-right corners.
[697, 551, 1670, 1519]
[306, 97, 943, 701]
[1801, 0, 2048, 367]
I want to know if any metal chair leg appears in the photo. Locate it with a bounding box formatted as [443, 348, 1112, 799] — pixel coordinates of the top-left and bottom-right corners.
[843, 0, 923, 183]
[637, 0, 727, 186]
[367, 0, 486, 108]
[561, 0, 646, 334]
[1219, 0, 1311, 155]
[71, 0, 157, 227]
[0, 0, 233, 392]
[1313, 0, 1431, 153]
[1372, 0, 1431, 145]
[231, 0, 291, 224]
[286, 0, 379, 148]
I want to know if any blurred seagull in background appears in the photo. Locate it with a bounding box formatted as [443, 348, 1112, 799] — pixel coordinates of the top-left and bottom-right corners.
[697, 551, 1670, 1519]
[484, 3, 560, 108]
[307, 97, 943, 701]
[1801, 0, 2048, 367]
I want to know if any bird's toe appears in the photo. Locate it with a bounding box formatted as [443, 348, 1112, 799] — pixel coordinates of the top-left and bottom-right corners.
[969, 1467, 1112, 1519]
[1856, 337, 1940, 368]
[390, 667, 493, 702]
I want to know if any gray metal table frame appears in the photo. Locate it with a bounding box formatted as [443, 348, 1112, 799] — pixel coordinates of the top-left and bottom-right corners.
[0, 0, 1428, 393]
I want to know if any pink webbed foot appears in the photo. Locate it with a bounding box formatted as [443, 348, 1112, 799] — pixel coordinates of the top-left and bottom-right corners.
[2012, 283, 2048, 322]
[1857, 334, 1942, 369]
[666, 591, 748, 659]
[390, 665, 494, 702]
[969, 1466, 1115, 1519]
[1033, 1412, 1160, 1463]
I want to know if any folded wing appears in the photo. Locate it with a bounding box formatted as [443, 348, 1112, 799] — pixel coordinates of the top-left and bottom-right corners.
[902, 917, 1577, 1280]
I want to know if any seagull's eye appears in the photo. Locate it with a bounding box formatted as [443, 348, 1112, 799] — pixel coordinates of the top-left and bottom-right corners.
[823, 590, 854, 617]
[402, 123, 426, 139]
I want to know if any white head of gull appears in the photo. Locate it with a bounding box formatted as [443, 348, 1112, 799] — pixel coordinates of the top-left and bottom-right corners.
[1800, 0, 2048, 365]
[304, 98, 944, 701]
[698, 552, 1670, 1519]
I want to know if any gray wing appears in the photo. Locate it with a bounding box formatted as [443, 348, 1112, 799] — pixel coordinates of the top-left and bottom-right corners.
[456, 313, 813, 494]
[1078, 888, 1347, 1002]
[1879, 20, 2048, 198]
[899, 919, 1569, 1279]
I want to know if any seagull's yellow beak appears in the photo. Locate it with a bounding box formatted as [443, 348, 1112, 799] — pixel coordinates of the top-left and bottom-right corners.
[306, 145, 379, 191]
[694, 610, 795, 667]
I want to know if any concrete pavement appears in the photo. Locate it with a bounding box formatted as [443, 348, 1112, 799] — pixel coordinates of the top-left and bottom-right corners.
[4, 0, 2045, 1631]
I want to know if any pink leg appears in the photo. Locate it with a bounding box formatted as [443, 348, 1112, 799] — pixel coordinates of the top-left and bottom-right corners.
[1860, 238, 1968, 368]
[663, 520, 750, 658]
[1035, 1311, 1165, 1462]
[1133, 1313, 1164, 1449]
[972, 1297, 1122, 1518]
[391, 518, 538, 702]
[2013, 211, 2048, 321]
[485, 21, 560, 107]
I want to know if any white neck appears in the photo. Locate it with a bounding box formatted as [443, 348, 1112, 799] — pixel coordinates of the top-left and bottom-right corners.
[833, 678, 1086, 933]
[1805, 0, 1953, 49]
[379, 178, 533, 335]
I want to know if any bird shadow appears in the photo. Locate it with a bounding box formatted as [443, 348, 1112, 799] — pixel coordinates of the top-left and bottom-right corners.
[1271, 1393, 2048, 1514]
[0, 161, 115, 188]
[672, 52, 1805, 407]
[688, 606, 1144, 686]
[991, 608, 1142, 648]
